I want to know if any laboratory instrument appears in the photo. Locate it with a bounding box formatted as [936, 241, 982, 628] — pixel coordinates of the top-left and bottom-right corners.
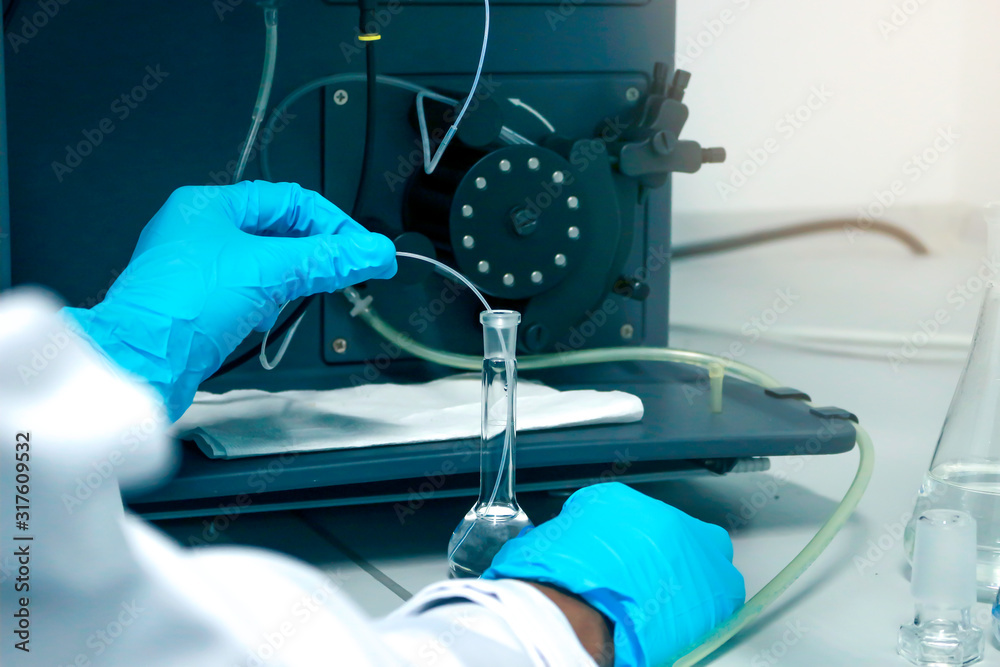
[448, 310, 532, 578]
[0, 1, 884, 662]
[2, 0, 863, 512]
[899, 510, 984, 666]
[906, 205, 1000, 592]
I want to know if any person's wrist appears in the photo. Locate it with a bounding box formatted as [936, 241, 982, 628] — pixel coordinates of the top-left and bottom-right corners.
[521, 581, 615, 667]
[62, 303, 182, 418]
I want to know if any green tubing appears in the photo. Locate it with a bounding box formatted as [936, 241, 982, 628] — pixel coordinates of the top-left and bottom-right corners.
[345, 289, 782, 388]
[671, 422, 874, 666]
[343, 289, 874, 666]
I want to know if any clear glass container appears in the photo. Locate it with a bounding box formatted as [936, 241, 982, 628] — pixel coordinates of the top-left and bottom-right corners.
[447, 310, 533, 578]
[899, 510, 983, 666]
[906, 205, 1000, 593]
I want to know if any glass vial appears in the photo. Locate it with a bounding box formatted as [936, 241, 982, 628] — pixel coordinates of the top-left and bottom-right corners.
[447, 310, 533, 578]
[906, 204, 1000, 593]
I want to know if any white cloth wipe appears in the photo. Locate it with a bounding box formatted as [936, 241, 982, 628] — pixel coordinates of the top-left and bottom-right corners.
[174, 374, 644, 459]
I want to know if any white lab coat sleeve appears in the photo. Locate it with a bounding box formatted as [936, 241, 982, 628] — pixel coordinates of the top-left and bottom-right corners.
[375, 579, 599, 667]
[0, 294, 600, 667]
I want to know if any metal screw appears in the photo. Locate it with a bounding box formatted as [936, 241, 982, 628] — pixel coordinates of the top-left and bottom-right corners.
[527, 157, 540, 170]
[567, 226, 580, 240]
[552, 171, 564, 184]
[503, 273, 515, 286]
[462, 235, 475, 249]
[333, 89, 349, 105]
[475, 176, 487, 190]
[554, 253, 567, 267]
[478, 260, 490, 273]
[567, 196, 579, 209]
[620, 324, 634, 340]
[530, 270, 543, 284]
[332, 338, 348, 353]
[625, 87, 640, 102]
[462, 204, 474, 218]
[499, 159, 511, 172]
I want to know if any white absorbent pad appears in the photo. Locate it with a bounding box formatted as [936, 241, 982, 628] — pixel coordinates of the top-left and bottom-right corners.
[174, 374, 644, 459]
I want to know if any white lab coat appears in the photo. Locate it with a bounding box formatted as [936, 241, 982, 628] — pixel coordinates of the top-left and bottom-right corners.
[0, 290, 596, 667]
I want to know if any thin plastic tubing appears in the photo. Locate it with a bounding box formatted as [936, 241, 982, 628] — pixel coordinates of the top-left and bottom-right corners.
[342, 289, 874, 665]
[258, 71, 535, 180]
[393, 253, 514, 515]
[419, 0, 490, 174]
[396, 252, 492, 312]
[260, 74, 456, 181]
[235, 7, 278, 183]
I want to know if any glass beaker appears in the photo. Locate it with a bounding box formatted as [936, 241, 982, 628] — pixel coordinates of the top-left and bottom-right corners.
[447, 310, 533, 578]
[906, 204, 1000, 593]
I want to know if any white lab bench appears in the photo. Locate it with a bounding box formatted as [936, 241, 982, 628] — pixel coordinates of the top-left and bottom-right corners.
[156, 228, 1000, 666]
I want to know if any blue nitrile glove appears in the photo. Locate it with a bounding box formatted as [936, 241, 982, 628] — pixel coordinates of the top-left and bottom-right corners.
[483, 482, 745, 667]
[64, 181, 396, 421]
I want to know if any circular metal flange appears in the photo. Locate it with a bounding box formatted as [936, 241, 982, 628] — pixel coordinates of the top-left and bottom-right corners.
[450, 146, 583, 299]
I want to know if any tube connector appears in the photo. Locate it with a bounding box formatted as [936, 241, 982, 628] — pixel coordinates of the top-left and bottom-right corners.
[341, 287, 373, 317]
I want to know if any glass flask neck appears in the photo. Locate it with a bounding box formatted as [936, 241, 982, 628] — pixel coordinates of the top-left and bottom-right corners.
[476, 357, 519, 513]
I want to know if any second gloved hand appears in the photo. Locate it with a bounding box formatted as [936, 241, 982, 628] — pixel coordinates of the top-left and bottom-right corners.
[65, 182, 396, 421]
[483, 482, 745, 667]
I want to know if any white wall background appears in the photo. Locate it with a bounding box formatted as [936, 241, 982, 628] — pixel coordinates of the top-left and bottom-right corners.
[672, 0, 1000, 246]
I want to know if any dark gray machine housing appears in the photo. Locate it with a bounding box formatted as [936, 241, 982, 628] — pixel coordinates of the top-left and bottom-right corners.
[3, 0, 713, 365]
[1, 0, 857, 514]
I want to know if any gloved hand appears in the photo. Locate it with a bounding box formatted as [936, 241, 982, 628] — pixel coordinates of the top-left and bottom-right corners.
[483, 482, 745, 667]
[64, 181, 396, 421]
